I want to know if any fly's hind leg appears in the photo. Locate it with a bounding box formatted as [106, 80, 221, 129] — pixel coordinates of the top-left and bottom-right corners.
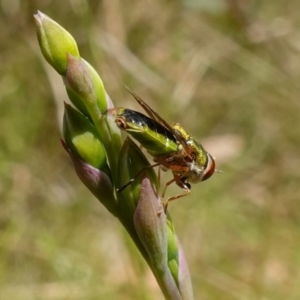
[161, 177, 176, 199]
[117, 161, 163, 192]
[164, 188, 190, 213]
[161, 175, 191, 213]
[157, 167, 161, 190]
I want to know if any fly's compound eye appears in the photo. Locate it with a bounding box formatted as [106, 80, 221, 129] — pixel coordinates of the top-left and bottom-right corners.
[202, 153, 215, 181]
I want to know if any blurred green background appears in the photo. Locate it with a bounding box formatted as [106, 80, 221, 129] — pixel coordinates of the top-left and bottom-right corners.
[1, 1, 300, 299]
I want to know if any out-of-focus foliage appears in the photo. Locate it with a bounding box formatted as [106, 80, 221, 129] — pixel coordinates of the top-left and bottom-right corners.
[0, 1, 299, 299]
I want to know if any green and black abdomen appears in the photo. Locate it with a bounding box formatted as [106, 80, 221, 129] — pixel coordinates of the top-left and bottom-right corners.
[116, 108, 178, 156]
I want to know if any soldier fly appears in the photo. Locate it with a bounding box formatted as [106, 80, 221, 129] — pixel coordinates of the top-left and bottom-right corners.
[115, 88, 216, 209]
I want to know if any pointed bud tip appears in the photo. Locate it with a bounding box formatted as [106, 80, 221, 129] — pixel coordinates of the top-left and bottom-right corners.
[34, 11, 80, 75]
[33, 10, 44, 21]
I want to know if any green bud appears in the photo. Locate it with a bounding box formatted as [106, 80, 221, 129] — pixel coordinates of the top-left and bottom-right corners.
[134, 177, 183, 300]
[116, 138, 158, 214]
[97, 109, 122, 180]
[134, 176, 167, 268]
[64, 54, 122, 178]
[66, 87, 90, 118]
[34, 11, 80, 75]
[166, 216, 179, 285]
[64, 54, 108, 117]
[83, 59, 108, 114]
[63, 103, 109, 175]
[177, 242, 194, 300]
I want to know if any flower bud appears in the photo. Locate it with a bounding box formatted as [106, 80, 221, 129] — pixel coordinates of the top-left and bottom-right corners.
[166, 217, 179, 283]
[63, 103, 109, 176]
[177, 240, 194, 300]
[116, 138, 157, 213]
[134, 176, 166, 267]
[64, 54, 108, 117]
[34, 11, 80, 75]
[61, 140, 117, 216]
[64, 56, 122, 177]
[134, 177, 184, 300]
[66, 87, 90, 118]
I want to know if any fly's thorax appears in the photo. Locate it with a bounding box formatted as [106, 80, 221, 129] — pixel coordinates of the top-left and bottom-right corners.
[177, 142, 188, 157]
[186, 137, 207, 166]
[172, 123, 189, 140]
[184, 137, 216, 183]
[116, 107, 125, 116]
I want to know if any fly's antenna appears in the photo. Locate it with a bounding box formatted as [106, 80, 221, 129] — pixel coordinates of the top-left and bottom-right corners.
[212, 156, 223, 174]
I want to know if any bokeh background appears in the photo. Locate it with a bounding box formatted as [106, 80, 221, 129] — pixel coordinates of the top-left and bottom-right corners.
[1, 1, 300, 299]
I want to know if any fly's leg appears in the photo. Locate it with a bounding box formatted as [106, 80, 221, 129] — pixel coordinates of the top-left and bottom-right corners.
[156, 177, 176, 215]
[117, 156, 175, 193]
[161, 177, 176, 199]
[157, 167, 161, 189]
[162, 175, 191, 213]
[117, 161, 166, 193]
[164, 188, 190, 213]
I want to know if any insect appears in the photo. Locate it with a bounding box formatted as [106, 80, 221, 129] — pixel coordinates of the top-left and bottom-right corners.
[115, 88, 216, 209]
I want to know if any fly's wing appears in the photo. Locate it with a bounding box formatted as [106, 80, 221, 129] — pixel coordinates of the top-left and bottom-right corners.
[125, 87, 192, 159]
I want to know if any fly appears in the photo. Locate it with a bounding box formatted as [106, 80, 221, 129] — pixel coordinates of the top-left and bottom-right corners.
[115, 88, 216, 209]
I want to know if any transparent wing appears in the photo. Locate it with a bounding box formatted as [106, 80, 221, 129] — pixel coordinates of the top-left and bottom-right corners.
[125, 87, 192, 159]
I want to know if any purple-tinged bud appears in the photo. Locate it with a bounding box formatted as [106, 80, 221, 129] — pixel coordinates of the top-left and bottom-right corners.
[83, 59, 108, 114]
[65, 56, 122, 176]
[64, 55, 96, 110]
[177, 240, 194, 300]
[61, 140, 117, 216]
[34, 11, 80, 75]
[64, 54, 108, 116]
[134, 176, 183, 300]
[134, 176, 166, 267]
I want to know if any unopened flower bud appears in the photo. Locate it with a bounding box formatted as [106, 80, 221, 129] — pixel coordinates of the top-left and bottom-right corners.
[61, 140, 117, 216]
[63, 103, 110, 177]
[34, 11, 80, 75]
[64, 55, 108, 116]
